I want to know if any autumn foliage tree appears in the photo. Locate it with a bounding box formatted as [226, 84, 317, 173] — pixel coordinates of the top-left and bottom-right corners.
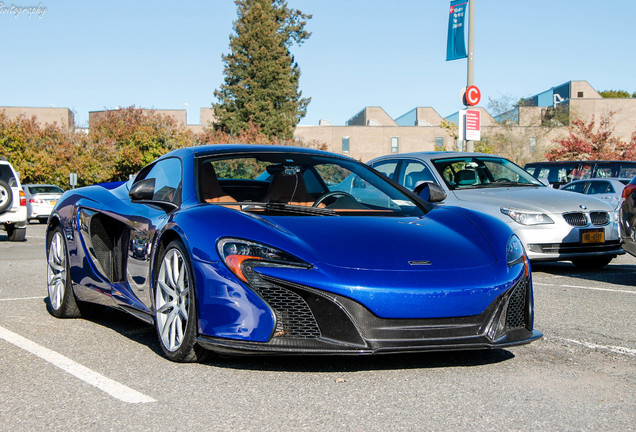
[0, 108, 197, 186]
[545, 111, 636, 161]
[1, 106, 321, 188]
[88, 107, 195, 181]
[0, 112, 81, 185]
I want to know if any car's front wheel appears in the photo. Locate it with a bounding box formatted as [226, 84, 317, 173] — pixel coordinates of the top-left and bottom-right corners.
[154, 240, 207, 362]
[46, 226, 81, 318]
[571, 256, 614, 269]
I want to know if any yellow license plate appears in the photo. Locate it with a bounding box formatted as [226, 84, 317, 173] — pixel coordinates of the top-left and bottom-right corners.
[49, 200, 57, 206]
[581, 229, 604, 244]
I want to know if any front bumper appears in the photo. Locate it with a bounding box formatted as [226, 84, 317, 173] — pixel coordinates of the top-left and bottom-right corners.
[197, 272, 542, 355]
[512, 217, 623, 261]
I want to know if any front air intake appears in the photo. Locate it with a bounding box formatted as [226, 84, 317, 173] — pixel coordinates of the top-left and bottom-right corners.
[506, 276, 531, 330]
[243, 267, 321, 339]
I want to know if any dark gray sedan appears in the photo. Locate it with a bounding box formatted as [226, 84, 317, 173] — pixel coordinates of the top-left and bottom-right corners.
[618, 176, 636, 257]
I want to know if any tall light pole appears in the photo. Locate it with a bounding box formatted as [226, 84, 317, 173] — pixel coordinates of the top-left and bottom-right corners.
[465, 0, 475, 152]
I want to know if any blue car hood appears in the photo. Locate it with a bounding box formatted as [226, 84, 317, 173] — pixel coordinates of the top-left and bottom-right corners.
[259, 207, 496, 271]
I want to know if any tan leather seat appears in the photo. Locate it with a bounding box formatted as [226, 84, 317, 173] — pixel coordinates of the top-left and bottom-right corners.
[262, 172, 317, 207]
[199, 163, 240, 209]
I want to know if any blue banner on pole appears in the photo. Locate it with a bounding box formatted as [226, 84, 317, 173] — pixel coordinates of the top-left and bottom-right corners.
[446, 0, 468, 61]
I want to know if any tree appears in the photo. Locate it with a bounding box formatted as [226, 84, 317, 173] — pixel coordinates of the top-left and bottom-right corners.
[545, 111, 636, 161]
[482, 95, 566, 165]
[0, 112, 82, 186]
[599, 90, 634, 98]
[213, 0, 311, 140]
[88, 107, 196, 181]
[438, 119, 457, 150]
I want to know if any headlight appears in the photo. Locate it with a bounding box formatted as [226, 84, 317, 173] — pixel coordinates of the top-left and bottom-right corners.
[500, 207, 554, 225]
[216, 238, 309, 282]
[507, 235, 529, 276]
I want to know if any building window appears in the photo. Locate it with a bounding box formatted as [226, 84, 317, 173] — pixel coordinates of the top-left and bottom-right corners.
[577, 92, 584, 98]
[342, 136, 350, 153]
[435, 137, 444, 151]
[529, 137, 537, 153]
[391, 137, 399, 153]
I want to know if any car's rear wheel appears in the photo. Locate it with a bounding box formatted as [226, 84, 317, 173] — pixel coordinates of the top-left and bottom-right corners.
[47, 226, 81, 318]
[7, 225, 26, 241]
[571, 256, 614, 269]
[0, 180, 12, 214]
[155, 240, 207, 362]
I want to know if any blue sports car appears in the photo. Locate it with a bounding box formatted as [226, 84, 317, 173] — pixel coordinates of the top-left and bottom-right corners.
[46, 145, 541, 362]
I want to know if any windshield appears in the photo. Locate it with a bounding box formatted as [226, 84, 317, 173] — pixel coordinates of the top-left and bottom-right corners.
[432, 156, 543, 190]
[198, 153, 427, 217]
[28, 185, 64, 194]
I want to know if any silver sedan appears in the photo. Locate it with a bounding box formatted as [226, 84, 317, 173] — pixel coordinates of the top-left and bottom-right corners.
[368, 152, 624, 268]
[22, 184, 64, 223]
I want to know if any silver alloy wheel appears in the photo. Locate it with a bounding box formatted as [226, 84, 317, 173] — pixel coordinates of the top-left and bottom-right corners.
[156, 247, 190, 352]
[47, 230, 67, 310]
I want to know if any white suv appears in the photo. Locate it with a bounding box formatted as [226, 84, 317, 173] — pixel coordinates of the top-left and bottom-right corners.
[0, 157, 27, 241]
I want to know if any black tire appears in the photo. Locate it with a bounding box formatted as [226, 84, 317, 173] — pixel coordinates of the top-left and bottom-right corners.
[46, 226, 81, 318]
[154, 240, 207, 362]
[571, 256, 614, 269]
[0, 180, 12, 214]
[7, 226, 26, 242]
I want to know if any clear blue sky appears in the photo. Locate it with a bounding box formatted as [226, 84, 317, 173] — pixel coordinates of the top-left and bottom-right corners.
[1, 0, 634, 128]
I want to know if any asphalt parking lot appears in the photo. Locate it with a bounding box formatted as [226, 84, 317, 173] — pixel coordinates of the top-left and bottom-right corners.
[0, 223, 634, 431]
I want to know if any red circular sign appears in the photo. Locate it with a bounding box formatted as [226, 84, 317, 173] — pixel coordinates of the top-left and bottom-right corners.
[464, 85, 481, 106]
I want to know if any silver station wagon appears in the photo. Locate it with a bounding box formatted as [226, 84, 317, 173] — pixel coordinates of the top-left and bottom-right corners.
[368, 152, 624, 268]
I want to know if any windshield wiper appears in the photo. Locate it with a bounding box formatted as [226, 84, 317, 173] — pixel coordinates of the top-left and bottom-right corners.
[484, 182, 538, 187]
[227, 201, 338, 216]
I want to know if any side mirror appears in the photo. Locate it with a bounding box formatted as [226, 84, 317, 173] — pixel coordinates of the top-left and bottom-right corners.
[129, 178, 155, 201]
[413, 182, 447, 203]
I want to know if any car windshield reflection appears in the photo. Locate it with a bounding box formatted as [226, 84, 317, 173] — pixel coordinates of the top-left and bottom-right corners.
[431, 156, 543, 190]
[199, 153, 428, 217]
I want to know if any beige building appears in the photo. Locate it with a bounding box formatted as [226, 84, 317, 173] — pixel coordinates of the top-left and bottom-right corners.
[294, 80, 636, 162]
[3, 81, 634, 164]
[0, 106, 75, 130]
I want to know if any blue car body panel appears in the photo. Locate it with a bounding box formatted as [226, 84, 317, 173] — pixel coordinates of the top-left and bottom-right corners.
[47, 145, 541, 355]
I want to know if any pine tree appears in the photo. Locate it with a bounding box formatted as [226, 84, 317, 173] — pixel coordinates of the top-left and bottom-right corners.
[213, 0, 311, 140]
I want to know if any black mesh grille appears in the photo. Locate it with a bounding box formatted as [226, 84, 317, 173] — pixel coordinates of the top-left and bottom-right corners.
[506, 277, 529, 330]
[90, 216, 114, 280]
[590, 211, 609, 226]
[244, 267, 321, 339]
[563, 212, 587, 226]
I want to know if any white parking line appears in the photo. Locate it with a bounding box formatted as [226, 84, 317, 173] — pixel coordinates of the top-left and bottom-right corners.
[0, 296, 45, 302]
[533, 282, 635, 295]
[0, 325, 156, 404]
[554, 336, 636, 357]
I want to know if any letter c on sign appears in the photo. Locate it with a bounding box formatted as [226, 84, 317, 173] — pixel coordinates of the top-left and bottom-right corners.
[463, 85, 481, 106]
